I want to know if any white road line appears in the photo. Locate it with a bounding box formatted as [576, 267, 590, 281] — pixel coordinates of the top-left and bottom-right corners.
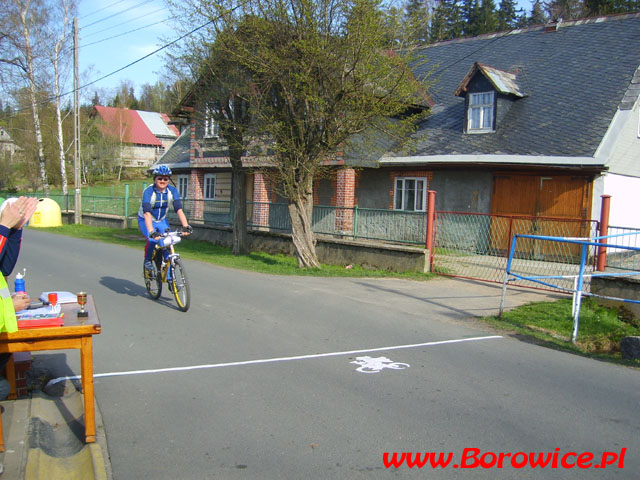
[46, 335, 502, 386]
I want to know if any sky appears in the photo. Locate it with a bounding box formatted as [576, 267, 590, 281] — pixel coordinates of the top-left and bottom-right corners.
[76, 0, 535, 103]
[77, 0, 178, 101]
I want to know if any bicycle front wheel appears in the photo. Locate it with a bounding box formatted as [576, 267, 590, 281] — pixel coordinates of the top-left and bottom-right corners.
[144, 256, 162, 299]
[169, 258, 190, 312]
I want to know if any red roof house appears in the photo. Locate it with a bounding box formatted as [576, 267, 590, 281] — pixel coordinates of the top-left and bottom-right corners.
[90, 106, 178, 168]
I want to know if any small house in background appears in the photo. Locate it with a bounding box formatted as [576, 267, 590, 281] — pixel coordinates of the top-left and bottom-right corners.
[0, 126, 21, 161]
[159, 13, 640, 236]
[90, 106, 179, 168]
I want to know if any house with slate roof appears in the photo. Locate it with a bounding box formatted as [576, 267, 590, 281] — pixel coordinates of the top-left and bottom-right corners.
[90, 106, 179, 168]
[158, 13, 640, 234]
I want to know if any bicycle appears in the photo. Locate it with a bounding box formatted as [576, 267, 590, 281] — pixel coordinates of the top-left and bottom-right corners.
[143, 230, 191, 312]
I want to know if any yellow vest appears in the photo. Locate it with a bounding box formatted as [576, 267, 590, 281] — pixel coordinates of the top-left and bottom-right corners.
[0, 275, 18, 333]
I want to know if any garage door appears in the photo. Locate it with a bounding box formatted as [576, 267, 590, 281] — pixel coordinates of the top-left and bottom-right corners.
[490, 174, 592, 259]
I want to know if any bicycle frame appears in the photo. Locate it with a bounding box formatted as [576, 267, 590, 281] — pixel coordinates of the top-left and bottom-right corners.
[153, 244, 179, 283]
[144, 230, 191, 312]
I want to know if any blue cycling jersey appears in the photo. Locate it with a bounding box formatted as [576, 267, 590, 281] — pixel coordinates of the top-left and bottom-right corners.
[0, 226, 22, 277]
[138, 184, 184, 221]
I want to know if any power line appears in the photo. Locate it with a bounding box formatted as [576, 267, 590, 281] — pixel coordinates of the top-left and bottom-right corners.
[81, 0, 158, 29]
[79, 18, 214, 92]
[79, 0, 128, 20]
[81, 7, 170, 39]
[1, 16, 215, 117]
[0, 0, 248, 116]
[81, 15, 181, 49]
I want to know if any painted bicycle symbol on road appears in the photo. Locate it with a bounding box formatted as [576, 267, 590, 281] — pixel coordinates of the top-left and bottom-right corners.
[351, 356, 410, 373]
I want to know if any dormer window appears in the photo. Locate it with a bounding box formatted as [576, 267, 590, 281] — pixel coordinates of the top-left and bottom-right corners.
[204, 105, 220, 138]
[455, 62, 526, 135]
[468, 91, 495, 132]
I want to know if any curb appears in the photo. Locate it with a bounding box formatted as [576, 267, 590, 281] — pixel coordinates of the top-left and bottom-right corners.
[0, 383, 111, 480]
[25, 444, 106, 480]
[24, 389, 110, 480]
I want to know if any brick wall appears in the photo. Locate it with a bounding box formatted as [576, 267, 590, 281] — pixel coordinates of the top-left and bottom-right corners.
[190, 170, 205, 220]
[14, 353, 31, 398]
[6, 352, 32, 399]
[252, 172, 272, 227]
[334, 168, 357, 232]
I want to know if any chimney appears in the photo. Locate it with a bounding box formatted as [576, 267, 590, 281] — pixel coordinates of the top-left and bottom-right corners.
[544, 18, 562, 32]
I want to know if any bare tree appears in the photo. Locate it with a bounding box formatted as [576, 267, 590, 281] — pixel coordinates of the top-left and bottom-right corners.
[0, 0, 51, 193]
[46, 0, 77, 194]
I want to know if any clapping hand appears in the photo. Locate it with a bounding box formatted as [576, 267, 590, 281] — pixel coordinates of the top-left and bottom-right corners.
[0, 197, 39, 230]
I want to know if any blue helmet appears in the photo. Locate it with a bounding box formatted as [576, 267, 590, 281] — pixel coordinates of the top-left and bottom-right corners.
[152, 165, 172, 177]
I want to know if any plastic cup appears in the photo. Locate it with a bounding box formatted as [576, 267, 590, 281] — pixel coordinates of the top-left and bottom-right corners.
[48, 292, 58, 306]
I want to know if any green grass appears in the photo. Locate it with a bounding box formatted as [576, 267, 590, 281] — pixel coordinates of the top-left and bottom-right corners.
[32, 224, 436, 280]
[482, 297, 640, 367]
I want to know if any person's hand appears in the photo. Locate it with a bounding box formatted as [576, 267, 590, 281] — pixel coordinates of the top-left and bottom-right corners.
[12, 293, 30, 312]
[0, 197, 39, 230]
[14, 197, 39, 229]
[0, 200, 24, 229]
[150, 231, 162, 240]
[180, 225, 192, 236]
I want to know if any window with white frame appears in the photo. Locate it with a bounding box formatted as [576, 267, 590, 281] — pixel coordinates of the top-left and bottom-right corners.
[176, 175, 189, 199]
[394, 177, 426, 211]
[204, 174, 216, 200]
[204, 105, 220, 138]
[467, 91, 495, 132]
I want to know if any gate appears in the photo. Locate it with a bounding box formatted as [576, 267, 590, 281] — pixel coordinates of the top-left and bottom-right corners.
[431, 211, 599, 287]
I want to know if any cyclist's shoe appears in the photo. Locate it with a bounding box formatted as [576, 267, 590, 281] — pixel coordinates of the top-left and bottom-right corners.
[144, 260, 154, 275]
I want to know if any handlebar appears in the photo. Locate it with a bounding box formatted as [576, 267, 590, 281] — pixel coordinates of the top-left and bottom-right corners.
[153, 230, 187, 247]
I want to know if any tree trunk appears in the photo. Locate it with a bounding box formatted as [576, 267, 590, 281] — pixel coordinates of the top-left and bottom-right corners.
[288, 193, 320, 268]
[54, 89, 68, 194]
[30, 91, 49, 194]
[52, 13, 71, 196]
[21, 11, 49, 194]
[231, 159, 249, 255]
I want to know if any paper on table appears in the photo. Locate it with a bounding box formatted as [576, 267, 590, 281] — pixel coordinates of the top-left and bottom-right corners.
[17, 304, 62, 317]
[39, 291, 78, 304]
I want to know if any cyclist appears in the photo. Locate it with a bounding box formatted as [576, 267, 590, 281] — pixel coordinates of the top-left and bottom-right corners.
[138, 165, 192, 273]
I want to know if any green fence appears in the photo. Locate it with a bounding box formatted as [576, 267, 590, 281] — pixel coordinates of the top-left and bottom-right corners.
[243, 202, 426, 243]
[11, 191, 426, 245]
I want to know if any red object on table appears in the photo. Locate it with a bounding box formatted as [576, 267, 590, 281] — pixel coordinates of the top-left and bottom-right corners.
[48, 292, 58, 306]
[17, 315, 64, 329]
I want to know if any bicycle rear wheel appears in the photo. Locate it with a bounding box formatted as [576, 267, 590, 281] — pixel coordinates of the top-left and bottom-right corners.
[144, 254, 162, 299]
[169, 257, 190, 312]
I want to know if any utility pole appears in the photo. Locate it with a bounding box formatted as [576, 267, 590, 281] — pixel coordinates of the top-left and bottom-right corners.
[73, 17, 82, 224]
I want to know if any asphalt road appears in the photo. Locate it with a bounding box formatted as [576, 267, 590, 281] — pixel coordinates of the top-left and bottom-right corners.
[16, 229, 640, 479]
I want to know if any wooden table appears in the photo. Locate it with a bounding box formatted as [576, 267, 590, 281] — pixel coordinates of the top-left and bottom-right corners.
[0, 295, 101, 446]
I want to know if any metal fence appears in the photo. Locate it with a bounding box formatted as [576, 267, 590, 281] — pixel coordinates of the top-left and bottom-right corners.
[603, 225, 640, 271]
[10, 191, 631, 289]
[432, 211, 600, 288]
[172, 198, 427, 244]
[4, 192, 427, 245]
